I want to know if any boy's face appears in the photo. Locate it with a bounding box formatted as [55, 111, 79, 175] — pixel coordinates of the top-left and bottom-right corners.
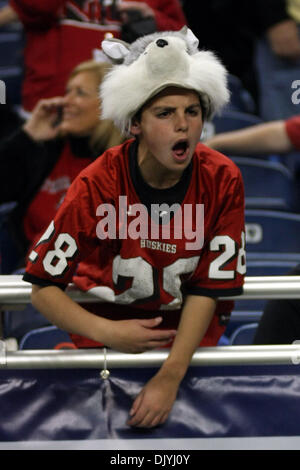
[130, 87, 204, 176]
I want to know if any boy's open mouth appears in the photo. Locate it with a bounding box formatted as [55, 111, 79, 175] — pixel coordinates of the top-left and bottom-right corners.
[172, 139, 189, 160]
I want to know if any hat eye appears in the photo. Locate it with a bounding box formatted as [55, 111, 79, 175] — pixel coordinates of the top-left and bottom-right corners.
[156, 39, 168, 48]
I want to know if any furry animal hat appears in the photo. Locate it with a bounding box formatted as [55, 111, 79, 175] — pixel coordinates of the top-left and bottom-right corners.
[100, 27, 229, 132]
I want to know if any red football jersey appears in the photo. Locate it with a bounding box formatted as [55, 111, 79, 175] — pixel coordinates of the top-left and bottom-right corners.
[24, 139, 246, 347]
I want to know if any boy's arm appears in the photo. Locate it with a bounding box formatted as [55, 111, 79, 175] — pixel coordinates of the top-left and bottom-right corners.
[31, 284, 177, 353]
[127, 295, 216, 428]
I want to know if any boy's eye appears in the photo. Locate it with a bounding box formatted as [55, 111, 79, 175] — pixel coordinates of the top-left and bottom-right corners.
[187, 107, 201, 116]
[157, 109, 172, 118]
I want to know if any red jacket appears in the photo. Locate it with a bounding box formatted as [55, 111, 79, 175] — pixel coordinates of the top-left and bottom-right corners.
[10, 0, 186, 111]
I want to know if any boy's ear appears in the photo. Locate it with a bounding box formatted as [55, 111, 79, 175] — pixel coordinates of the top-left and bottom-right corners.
[129, 118, 142, 135]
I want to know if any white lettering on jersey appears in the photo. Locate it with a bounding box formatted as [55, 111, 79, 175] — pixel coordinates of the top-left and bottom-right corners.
[112, 256, 154, 304]
[85, 256, 199, 309]
[41, 176, 71, 194]
[42, 233, 78, 277]
[160, 257, 200, 309]
[209, 232, 246, 279]
[29, 225, 245, 304]
[28, 221, 56, 263]
[140, 239, 177, 254]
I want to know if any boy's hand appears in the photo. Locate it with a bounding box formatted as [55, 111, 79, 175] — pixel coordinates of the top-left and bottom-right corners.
[104, 317, 176, 354]
[127, 368, 180, 428]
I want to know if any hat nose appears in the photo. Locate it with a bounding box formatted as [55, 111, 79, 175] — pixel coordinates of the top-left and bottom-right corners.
[156, 39, 168, 48]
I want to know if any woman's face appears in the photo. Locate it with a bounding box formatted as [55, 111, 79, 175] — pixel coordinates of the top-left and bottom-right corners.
[60, 71, 100, 136]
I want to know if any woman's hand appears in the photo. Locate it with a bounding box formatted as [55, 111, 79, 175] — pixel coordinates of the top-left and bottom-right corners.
[23, 97, 65, 141]
[127, 367, 181, 428]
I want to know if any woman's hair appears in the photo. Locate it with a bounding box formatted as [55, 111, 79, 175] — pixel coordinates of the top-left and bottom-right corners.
[68, 60, 125, 152]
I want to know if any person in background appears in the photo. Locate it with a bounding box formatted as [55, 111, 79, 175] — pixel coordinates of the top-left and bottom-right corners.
[0, 0, 186, 115]
[181, 0, 259, 110]
[254, 0, 300, 120]
[205, 115, 300, 345]
[0, 60, 125, 272]
[204, 115, 300, 156]
[253, 262, 300, 344]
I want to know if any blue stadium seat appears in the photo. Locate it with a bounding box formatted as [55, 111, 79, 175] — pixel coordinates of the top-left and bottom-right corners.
[3, 303, 51, 341]
[245, 209, 300, 261]
[0, 201, 16, 217]
[0, 202, 21, 274]
[19, 325, 76, 350]
[2, 265, 53, 340]
[229, 323, 258, 345]
[212, 110, 263, 134]
[218, 334, 230, 346]
[210, 111, 284, 162]
[232, 157, 295, 211]
[0, 7, 24, 105]
[284, 151, 300, 173]
[225, 74, 256, 114]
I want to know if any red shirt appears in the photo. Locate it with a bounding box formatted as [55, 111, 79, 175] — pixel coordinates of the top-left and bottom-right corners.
[23, 141, 93, 250]
[24, 140, 245, 348]
[285, 115, 300, 150]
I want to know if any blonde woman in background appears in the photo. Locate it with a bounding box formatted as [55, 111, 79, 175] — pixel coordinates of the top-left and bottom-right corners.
[0, 60, 125, 272]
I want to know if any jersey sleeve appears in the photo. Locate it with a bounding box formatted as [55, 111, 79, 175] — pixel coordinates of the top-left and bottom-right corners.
[23, 173, 102, 290]
[186, 166, 246, 298]
[285, 116, 300, 151]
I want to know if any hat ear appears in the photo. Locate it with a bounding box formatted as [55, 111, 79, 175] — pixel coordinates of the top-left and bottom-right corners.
[179, 26, 199, 50]
[102, 38, 130, 62]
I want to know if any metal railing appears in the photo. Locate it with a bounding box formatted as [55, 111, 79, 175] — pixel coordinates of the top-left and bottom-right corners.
[1, 344, 300, 370]
[1, 275, 300, 369]
[1, 275, 300, 308]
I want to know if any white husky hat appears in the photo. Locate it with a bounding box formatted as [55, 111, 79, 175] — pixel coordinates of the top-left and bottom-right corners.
[100, 27, 229, 132]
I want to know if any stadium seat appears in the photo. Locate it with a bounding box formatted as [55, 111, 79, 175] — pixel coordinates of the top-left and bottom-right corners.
[3, 303, 51, 341]
[0, 18, 24, 105]
[218, 334, 230, 346]
[245, 209, 300, 261]
[212, 110, 263, 134]
[284, 151, 300, 173]
[210, 111, 284, 162]
[229, 323, 258, 345]
[0, 202, 21, 274]
[0, 201, 16, 217]
[232, 157, 295, 211]
[225, 74, 256, 114]
[19, 325, 76, 350]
